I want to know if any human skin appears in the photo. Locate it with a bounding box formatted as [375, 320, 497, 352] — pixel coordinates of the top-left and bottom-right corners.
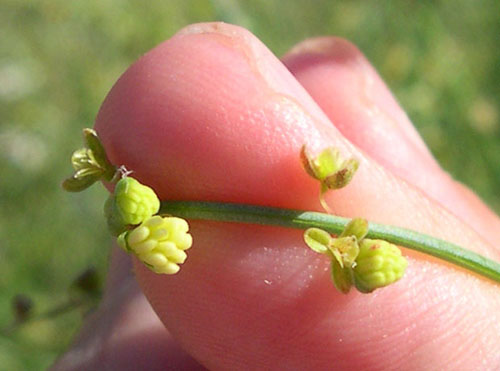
[54, 23, 500, 370]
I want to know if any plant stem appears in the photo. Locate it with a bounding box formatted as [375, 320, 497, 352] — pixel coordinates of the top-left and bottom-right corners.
[160, 201, 500, 284]
[0, 298, 86, 337]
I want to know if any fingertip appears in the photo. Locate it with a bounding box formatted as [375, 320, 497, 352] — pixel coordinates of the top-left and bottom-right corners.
[94, 22, 342, 208]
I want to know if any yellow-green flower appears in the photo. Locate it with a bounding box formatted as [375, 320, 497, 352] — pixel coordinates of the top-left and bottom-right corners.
[62, 128, 116, 192]
[300, 145, 359, 191]
[118, 215, 193, 274]
[300, 145, 359, 211]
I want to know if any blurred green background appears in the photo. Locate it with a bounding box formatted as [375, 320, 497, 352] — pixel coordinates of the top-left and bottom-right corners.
[1, 0, 499, 369]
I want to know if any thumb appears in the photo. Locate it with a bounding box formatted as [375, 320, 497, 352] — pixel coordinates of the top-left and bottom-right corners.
[95, 23, 500, 370]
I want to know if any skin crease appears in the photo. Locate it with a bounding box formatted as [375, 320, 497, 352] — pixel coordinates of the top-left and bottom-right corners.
[54, 23, 500, 370]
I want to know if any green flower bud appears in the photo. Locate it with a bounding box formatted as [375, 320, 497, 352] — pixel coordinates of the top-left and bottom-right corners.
[353, 239, 408, 293]
[104, 195, 128, 236]
[118, 215, 193, 274]
[331, 258, 353, 294]
[114, 177, 160, 226]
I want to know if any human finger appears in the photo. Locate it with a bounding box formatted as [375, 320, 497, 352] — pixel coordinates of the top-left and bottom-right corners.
[95, 23, 500, 370]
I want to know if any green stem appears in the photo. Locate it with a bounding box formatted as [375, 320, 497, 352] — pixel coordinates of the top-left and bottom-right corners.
[160, 200, 500, 284]
[0, 298, 85, 337]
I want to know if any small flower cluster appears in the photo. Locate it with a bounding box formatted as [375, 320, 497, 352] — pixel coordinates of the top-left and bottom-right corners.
[301, 146, 406, 293]
[353, 239, 407, 293]
[304, 219, 407, 294]
[118, 215, 192, 274]
[301, 145, 359, 211]
[301, 145, 359, 190]
[62, 128, 117, 192]
[108, 177, 193, 274]
[64, 129, 193, 275]
[104, 177, 160, 235]
[64, 129, 408, 290]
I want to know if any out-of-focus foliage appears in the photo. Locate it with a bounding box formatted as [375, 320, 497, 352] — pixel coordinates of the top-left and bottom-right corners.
[0, 0, 499, 368]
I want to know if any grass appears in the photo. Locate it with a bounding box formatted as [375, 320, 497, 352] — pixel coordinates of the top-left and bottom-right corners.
[1, 1, 499, 368]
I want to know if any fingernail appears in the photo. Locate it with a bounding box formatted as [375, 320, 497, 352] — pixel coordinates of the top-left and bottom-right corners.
[174, 22, 306, 94]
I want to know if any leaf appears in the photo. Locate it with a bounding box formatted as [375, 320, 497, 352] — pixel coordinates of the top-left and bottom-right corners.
[300, 145, 317, 179]
[104, 196, 128, 236]
[83, 128, 115, 180]
[74, 167, 103, 179]
[117, 231, 132, 252]
[303, 228, 331, 254]
[331, 258, 353, 294]
[62, 173, 101, 192]
[340, 218, 369, 241]
[83, 129, 105, 162]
